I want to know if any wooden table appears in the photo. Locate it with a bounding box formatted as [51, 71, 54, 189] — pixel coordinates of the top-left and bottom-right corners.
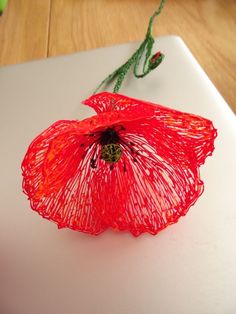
[0, 0, 235, 112]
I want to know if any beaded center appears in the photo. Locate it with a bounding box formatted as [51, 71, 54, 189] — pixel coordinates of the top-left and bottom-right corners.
[101, 144, 122, 163]
[99, 127, 122, 164]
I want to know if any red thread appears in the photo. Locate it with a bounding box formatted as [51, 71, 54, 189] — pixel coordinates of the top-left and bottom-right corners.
[151, 51, 161, 63]
[22, 92, 217, 236]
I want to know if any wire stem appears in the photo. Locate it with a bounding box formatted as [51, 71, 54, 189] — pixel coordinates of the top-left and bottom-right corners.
[94, 0, 166, 94]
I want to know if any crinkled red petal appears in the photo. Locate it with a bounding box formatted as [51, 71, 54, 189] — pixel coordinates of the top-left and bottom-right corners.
[22, 120, 107, 234]
[22, 93, 217, 236]
[97, 118, 204, 235]
[84, 91, 173, 114]
[85, 92, 217, 165]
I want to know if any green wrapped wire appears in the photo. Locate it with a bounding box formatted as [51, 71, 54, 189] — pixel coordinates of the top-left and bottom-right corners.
[95, 0, 166, 94]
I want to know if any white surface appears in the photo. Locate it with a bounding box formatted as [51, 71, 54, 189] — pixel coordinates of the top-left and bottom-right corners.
[0, 36, 236, 314]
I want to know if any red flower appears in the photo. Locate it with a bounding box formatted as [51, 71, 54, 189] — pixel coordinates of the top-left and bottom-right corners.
[22, 92, 217, 236]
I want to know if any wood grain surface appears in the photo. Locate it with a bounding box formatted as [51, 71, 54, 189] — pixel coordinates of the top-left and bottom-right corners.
[0, 0, 50, 65]
[0, 0, 235, 112]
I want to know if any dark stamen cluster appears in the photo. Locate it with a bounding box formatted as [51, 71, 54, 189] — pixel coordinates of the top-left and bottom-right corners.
[99, 128, 122, 164]
[82, 126, 139, 171]
[99, 127, 120, 145]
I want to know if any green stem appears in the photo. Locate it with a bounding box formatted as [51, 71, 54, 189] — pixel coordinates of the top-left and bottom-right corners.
[94, 0, 166, 94]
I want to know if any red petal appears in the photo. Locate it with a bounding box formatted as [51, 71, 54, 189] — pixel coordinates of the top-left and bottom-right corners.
[84, 92, 217, 165]
[83, 93, 216, 236]
[98, 118, 203, 236]
[83, 92, 115, 113]
[84, 92, 159, 113]
[22, 93, 216, 236]
[22, 120, 107, 234]
[90, 113, 216, 236]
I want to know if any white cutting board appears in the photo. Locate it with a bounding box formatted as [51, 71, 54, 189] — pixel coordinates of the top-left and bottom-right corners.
[0, 36, 236, 314]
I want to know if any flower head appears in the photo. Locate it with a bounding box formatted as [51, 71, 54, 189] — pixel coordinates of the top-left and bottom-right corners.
[22, 92, 217, 236]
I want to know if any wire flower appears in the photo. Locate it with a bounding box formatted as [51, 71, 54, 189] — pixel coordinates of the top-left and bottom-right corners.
[22, 92, 217, 236]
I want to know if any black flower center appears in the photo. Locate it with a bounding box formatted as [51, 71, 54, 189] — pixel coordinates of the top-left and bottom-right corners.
[82, 126, 137, 170]
[99, 127, 120, 145]
[99, 128, 122, 164]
